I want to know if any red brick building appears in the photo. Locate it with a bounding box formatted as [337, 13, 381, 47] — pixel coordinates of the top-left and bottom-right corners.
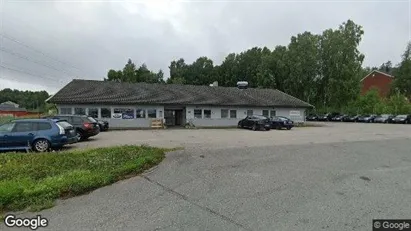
[360, 70, 394, 98]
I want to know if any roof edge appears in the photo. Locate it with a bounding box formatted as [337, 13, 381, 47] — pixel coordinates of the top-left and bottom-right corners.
[360, 70, 395, 82]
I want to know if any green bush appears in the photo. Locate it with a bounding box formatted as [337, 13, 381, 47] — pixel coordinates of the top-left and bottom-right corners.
[0, 145, 169, 213]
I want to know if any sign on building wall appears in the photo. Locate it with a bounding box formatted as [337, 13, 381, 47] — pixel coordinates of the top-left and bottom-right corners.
[289, 111, 301, 116]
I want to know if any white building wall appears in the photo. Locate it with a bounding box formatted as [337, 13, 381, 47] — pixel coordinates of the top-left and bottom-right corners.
[57, 104, 306, 128]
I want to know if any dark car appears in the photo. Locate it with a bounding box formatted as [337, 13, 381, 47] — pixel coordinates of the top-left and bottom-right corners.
[318, 112, 339, 121]
[374, 114, 395, 123]
[0, 119, 77, 152]
[271, 116, 294, 130]
[317, 113, 330, 121]
[42, 114, 100, 141]
[94, 118, 109, 131]
[331, 114, 348, 122]
[391, 114, 411, 124]
[238, 115, 271, 131]
[357, 114, 377, 123]
[343, 114, 360, 122]
[306, 114, 318, 121]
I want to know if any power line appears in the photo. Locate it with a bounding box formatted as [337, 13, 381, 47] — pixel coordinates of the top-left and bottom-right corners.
[0, 47, 78, 79]
[0, 64, 70, 84]
[0, 32, 83, 73]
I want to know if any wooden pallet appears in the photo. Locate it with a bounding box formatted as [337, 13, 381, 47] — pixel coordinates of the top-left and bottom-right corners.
[151, 119, 164, 128]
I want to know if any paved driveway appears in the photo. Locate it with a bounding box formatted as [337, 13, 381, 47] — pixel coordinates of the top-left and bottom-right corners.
[3, 123, 411, 231]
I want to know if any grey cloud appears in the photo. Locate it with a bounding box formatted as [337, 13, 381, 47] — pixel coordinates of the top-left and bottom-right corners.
[0, 0, 408, 93]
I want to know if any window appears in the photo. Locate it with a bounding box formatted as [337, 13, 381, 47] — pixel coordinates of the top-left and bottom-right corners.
[247, 110, 253, 116]
[221, 109, 229, 118]
[13, 122, 34, 132]
[204, 110, 211, 119]
[0, 123, 15, 132]
[88, 108, 98, 118]
[101, 108, 111, 118]
[36, 122, 52, 131]
[230, 110, 237, 118]
[73, 116, 83, 124]
[136, 109, 146, 118]
[114, 108, 135, 119]
[262, 110, 269, 117]
[74, 108, 86, 115]
[194, 109, 202, 119]
[270, 110, 276, 117]
[57, 121, 72, 129]
[147, 109, 157, 118]
[60, 108, 72, 114]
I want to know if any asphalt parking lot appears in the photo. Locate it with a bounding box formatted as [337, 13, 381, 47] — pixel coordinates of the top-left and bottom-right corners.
[72, 122, 411, 150]
[3, 122, 411, 231]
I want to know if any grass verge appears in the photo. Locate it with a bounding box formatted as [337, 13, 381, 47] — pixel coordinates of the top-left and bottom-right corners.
[0, 145, 173, 215]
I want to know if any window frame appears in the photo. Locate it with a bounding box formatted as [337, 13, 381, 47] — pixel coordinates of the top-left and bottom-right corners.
[136, 109, 146, 118]
[270, 110, 276, 117]
[262, 110, 269, 117]
[88, 108, 98, 118]
[221, 109, 229, 119]
[12, 122, 35, 133]
[203, 109, 212, 119]
[230, 110, 237, 119]
[60, 107, 72, 114]
[246, 110, 253, 116]
[74, 108, 86, 115]
[101, 108, 111, 119]
[194, 109, 202, 119]
[147, 109, 157, 119]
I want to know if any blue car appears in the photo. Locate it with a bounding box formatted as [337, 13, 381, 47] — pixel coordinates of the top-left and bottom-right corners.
[0, 119, 78, 152]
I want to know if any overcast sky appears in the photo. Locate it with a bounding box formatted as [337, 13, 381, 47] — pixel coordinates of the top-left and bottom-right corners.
[0, 0, 409, 94]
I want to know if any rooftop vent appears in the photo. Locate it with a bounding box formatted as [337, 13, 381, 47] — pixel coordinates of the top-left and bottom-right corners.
[237, 81, 248, 89]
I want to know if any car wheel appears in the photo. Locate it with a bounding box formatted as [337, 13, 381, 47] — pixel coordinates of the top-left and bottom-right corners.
[265, 128, 270, 131]
[252, 124, 257, 131]
[32, 139, 50, 152]
[287, 127, 291, 130]
[237, 123, 242, 128]
[76, 130, 84, 141]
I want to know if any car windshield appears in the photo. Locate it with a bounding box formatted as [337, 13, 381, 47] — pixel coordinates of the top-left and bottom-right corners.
[396, 115, 407, 118]
[87, 117, 98, 123]
[0, 123, 15, 132]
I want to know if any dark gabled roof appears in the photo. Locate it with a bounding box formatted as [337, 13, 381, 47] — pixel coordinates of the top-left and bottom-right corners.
[48, 79, 313, 108]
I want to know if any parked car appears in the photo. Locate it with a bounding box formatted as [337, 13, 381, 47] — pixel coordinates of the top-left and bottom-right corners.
[0, 119, 77, 152]
[42, 115, 100, 141]
[374, 114, 395, 123]
[357, 114, 377, 123]
[391, 114, 411, 124]
[343, 114, 360, 122]
[306, 114, 318, 121]
[331, 114, 348, 122]
[94, 118, 109, 131]
[238, 115, 271, 131]
[318, 112, 340, 121]
[270, 116, 294, 130]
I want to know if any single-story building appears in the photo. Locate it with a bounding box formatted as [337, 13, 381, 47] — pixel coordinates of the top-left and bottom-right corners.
[0, 101, 39, 117]
[47, 79, 314, 128]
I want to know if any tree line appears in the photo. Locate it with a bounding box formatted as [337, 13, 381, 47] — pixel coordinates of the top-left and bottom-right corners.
[0, 89, 50, 112]
[105, 19, 411, 112]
